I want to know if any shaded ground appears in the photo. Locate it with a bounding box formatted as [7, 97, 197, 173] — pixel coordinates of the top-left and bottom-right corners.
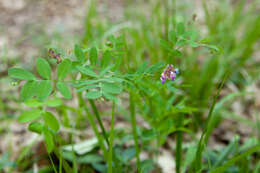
[0, 0, 85, 64]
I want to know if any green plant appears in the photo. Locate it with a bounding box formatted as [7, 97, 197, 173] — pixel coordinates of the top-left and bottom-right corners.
[8, 35, 166, 172]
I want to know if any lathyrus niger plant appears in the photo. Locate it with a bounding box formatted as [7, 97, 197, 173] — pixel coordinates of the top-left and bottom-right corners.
[7, 25, 260, 173]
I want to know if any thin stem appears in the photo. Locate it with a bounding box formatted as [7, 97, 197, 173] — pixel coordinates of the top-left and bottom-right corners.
[59, 148, 62, 173]
[57, 138, 63, 173]
[176, 114, 183, 173]
[88, 99, 120, 168]
[48, 154, 58, 173]
[108, 102, 115, 173]
[78, 93, 120, 169]
[130, 92, 141, 171]
[70, 124, 77, 173]
[86, 106, 108, 159]
[89, 99, 110, 146]
[53, 147, 74, 173]
[77, 94, 108, 159]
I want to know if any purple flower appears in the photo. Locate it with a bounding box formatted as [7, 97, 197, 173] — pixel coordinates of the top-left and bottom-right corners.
[170, 71, 176, 80]
[160, 75, 166, 84]
[160, 64, 179, 84]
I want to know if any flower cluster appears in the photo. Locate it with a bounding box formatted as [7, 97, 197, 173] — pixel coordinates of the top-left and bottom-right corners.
[160, 64, 179, 84]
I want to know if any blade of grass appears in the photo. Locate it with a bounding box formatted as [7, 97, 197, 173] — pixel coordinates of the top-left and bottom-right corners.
[182, 144, 196, 173]
[48, 154, 58, 173]
[213, 135, 239, 168]
[211, 144, 260, 173]
[59, 148, 62, 173]
[108, 101, 115, 173]
[130, 91, 141, 171]
[191, 73, 229, 172]
[254, 161, 260, 173]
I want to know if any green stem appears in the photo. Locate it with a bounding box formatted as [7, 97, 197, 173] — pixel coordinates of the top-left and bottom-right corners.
[53, 147, 74, 173]
[59, 148, 62, 173]
[57, 137, 63, 173]
[108, 102, 115, 173]
[78, 94, 108, 159]
[176, 114, 183, 173]
[89, 99, 110, 146]
[48, 154, 58, 173]
[70, 123, 77, 173]
[89, 99, 120, 168]
[130, 92, 141, 171]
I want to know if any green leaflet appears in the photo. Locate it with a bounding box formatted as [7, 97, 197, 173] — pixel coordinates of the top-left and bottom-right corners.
[57, 59, 72, 80]
[24, 99, 43, 107]
[45, 98, 63, 107]
[76, 66, 98, 78]
[37, 80, 53, 101]
[57, 82, 72, 99]
[74, 44, 85, 63]
[89, 47, 98, 65]
[101, 82, 122, 94]
[28, 122, 44, 134]
[101, 50, 111, 67]
[36, 58, 51, 79]
[18, 109, 42, 123]
[177, 22, 185, 35]
[8, 68, 35, 80]
[85, 91, 102, 99]
[43, 112, 60, 132]
[20, 80, 38, 101]
[43, 127, 55, 153]
[103, 92, 118, 104]
[76, 84, 99, 92]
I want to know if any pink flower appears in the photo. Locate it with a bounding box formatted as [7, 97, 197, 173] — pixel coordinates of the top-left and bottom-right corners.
[160, 64, 179, 84]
